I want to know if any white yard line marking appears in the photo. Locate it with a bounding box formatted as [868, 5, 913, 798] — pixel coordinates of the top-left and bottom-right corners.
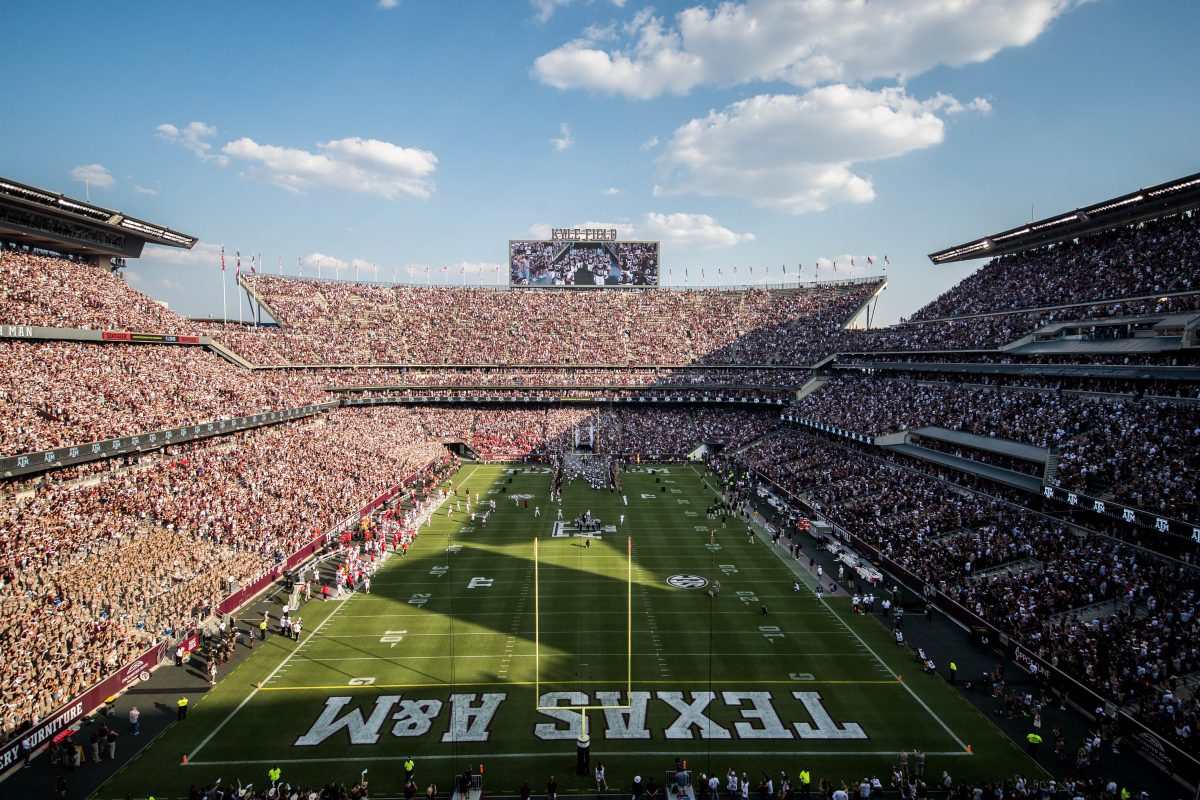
[188, 583, 360, 760]
[191, 750, 971, 767]
[739, 496, 969, 752]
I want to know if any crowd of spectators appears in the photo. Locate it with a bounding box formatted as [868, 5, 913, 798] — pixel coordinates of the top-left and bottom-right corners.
[0, 340, 327, 456]
[197, 275, 880, 366]
[408, 406, 777, 460]
[792, 376, 1200, 520]
[0, 406, 444, 741]
[911, 212, 1200, 320]
[734, 429, 1198, 752]
[1, 249, 193, 332]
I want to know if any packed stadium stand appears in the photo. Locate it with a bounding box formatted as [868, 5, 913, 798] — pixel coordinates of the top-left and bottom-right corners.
[1, 173, 1198, 797]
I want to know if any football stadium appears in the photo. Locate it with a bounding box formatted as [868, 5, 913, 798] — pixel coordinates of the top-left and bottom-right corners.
[2, 4, 1198, 800]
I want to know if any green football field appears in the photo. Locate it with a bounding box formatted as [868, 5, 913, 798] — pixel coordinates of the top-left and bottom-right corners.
[95, 463, 1042, 798]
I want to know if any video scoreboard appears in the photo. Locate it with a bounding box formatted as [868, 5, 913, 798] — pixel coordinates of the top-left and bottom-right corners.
[509, 229, 659, 288]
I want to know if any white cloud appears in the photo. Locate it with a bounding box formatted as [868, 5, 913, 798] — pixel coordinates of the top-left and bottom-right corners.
[551, 122, 574, 152]
[157, 121, 230, 166]
[133, 185, 158, 195]
[222, 136, 437, 199]
[302, 252, 348, 271]
[534, 0, 1083, 99]
[378, 0, 400, 8]
[657, 85, 987, 214]
[534, 9, 704, 99]
[532, 0, 626, 23]
[601, 186, 621, 195]
[640, 135, 660, 151]
[68, 164, 115, 190]
[529, 212, 752, 250]
[635, 212, 755, 249]
[142, 241, 224, 268]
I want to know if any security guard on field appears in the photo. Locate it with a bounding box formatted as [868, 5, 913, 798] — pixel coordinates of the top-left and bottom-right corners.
[799, 769, 811, 800]
[949, 661, 958, 684]
[177, 696, 189, 720]
[1026, 731, 1043, 755]
[405, 757, 416, 782]
[269, 766, 282, 785]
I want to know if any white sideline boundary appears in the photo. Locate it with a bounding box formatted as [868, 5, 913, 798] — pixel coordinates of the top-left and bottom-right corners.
[189, 750, 971, 767]
[694, 462, 970, 752]
[189, 463, 483, 760]
[187, 581, 362, 760]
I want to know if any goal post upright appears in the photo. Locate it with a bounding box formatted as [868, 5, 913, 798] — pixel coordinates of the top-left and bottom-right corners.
[627, 535, 632, 694]
[534, 535, 540, 703]
[532, 530, 634, 712]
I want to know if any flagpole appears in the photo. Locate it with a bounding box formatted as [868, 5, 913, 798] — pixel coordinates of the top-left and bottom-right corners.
[221, 244, 227, 325]
[237, 250, 243, 324]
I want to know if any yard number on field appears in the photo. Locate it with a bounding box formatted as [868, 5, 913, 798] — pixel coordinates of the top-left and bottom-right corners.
[759, 625, 785, 643]
[408, 593, 431, 606]
[380, 630, 407, 648]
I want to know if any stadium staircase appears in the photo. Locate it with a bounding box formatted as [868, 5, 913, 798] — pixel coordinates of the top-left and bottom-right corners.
[794, 374, 831, 401]
[1042, 447, 1060, 485]
[965, 558, 1043, 582]
[206, 338, 256, 368]
[1047, 597, 1132, 628]
[723, 425, 784, 459]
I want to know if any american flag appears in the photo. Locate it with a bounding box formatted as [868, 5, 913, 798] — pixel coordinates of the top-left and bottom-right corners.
[236, 250, 241, 277]
[221, 246, 225, 273]
[250, 254, 256, 275]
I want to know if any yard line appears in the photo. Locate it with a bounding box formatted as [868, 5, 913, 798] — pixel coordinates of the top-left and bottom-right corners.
[187, 579, 361, 760]
[737, 489, 970, 753]
[189, 749, 969, 767]
[259, 678, 900, 691]
[289, 651, 873, 663]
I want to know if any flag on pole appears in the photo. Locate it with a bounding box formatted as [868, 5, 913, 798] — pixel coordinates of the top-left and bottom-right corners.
[867, 256, 874, 266]
[250, 254, 256, 275]
[298, 256, 302, 277]
[236, 250, 241, 277]
[832, 260, 837, 272]
[220, 246, 226, 272]
[883, 254, 890, 268]
[850, 258, 855, 268]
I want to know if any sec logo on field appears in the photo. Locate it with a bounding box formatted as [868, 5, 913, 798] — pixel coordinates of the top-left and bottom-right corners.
[667, 574, 709, 589]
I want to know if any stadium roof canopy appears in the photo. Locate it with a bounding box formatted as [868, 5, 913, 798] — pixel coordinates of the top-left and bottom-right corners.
[0, 175, 197, 262]
[928, 172, 1200, 265]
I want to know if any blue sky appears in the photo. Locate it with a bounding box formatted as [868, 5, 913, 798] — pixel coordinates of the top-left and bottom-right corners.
[3, 0, 1197, 324]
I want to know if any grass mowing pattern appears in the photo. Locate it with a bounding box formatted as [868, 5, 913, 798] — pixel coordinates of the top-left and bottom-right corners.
[96, 463, 1042, 798]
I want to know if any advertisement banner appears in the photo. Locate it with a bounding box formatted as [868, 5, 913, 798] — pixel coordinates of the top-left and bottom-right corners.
[0, 640, 166, 774]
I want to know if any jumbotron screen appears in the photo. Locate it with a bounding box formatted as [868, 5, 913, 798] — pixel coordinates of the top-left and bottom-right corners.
[509, 240, 660, 287]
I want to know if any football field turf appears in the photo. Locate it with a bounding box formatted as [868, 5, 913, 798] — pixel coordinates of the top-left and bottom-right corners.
[97, 463, 1042, 798]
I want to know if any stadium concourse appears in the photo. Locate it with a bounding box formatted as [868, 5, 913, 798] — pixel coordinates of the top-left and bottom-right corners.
[0, 177, 1198, 800]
